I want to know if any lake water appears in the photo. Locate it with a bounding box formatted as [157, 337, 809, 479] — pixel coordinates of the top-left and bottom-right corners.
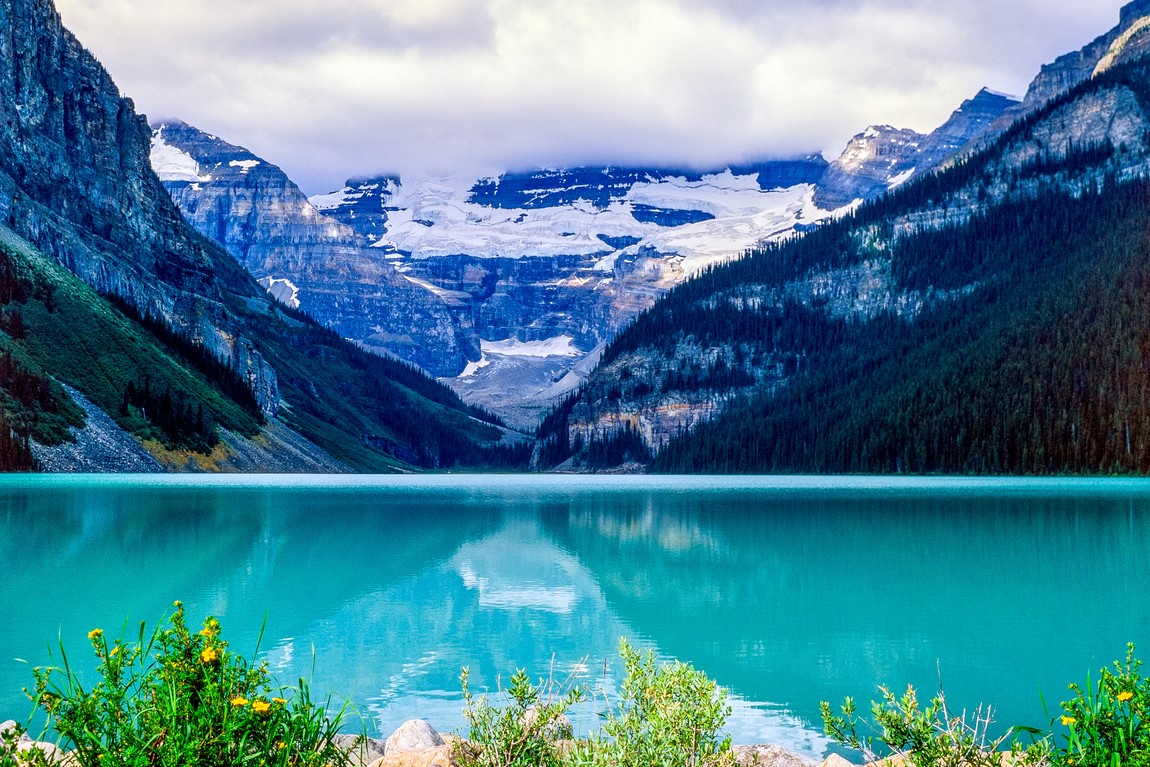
[2, 475, 1148, 759]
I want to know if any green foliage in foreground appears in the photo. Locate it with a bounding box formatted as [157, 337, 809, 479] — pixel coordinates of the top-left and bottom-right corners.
[6, 602, 350, 767]
[457, 639, 734, 767]
[7, 606, 1146, 767]
[822, 643, 1150, 766]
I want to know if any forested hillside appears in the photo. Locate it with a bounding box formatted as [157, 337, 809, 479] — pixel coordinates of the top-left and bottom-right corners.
[656, 178, 1150, 473]
[538, 53, 1150, 474]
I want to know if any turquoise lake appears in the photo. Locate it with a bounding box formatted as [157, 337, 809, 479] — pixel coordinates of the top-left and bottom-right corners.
[2, 474, 1148, 759]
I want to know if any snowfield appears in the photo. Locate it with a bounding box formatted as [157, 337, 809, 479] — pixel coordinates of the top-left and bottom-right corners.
[311, 171, 836, 271]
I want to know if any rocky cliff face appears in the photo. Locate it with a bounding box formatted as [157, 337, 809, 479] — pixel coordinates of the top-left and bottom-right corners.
[1024, 0, 1150, 110]
[0, 0, 510, 471]
[965, 0, 1150, 148]
[151, 121, 481, 377]
[815, 89, 1018, 210]
[0, 0, 281, 411]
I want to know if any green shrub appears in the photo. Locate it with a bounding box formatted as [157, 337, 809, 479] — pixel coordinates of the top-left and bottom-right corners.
[820, 684, 1049, 766]
[27, 601, 351, 767]
[1056, 643, 1150, 766]
[573, 639, 734, 767]
[455, 666, 584, 767]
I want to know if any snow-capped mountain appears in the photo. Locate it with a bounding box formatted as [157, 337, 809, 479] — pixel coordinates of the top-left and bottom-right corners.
[311, 161, 831, 268]
[306, 163, 837, 426]
[151, 87, 1014, 428]
[151, 121, 481, 378]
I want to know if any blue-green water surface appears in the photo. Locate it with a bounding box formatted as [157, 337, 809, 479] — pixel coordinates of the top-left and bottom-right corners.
[2, 475, 1148, 758]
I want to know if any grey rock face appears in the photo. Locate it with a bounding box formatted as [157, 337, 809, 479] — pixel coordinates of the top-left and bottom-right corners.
[0, 0, 281, 414]
[815, 125, 926, 210]
[152, 122, 480, 378]
[521, 706, 574, 740]
[1024, 0, 1150, 111]
[913, 88, 1020, 169]
[812, 756, 855, 767]
[733, 744, 818, 767]
[384, 720, 445, 755]
[816, 88, 1018, 210]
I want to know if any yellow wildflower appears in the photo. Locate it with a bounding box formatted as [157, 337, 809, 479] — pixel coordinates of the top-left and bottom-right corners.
[252, 700, 271, 714]
[277, 743, 286, 750]
[109, 647, 119, 657]
[88, 629, 103, 640]
[200, 647, 219, 663]
[231, 697, 249, 707]
[1118, 691, 1134, 702]
[1062, 715, 1077, 726]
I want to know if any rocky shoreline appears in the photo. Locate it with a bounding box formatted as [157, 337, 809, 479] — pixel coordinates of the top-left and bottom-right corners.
[3, 717, 853, 767]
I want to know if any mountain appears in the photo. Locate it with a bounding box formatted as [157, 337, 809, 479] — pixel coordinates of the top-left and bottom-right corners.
[151, 90, 1012, 429]
[536, 1, 1150, 474]
[0, 0, 521, 471]
[814, 88, 1019, 209]
[150, 121, 482, 378]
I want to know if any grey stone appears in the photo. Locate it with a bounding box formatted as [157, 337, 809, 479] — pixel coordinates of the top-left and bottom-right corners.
[332, 733, 388, 767]
[384, 720, 445, 755]
[732, 745, 817, 767]
[522, 706, 574, 740]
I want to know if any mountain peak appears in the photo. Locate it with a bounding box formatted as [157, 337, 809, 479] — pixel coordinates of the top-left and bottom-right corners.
[1121, 0, 1150, 24]
[970, 87, 1019, 105]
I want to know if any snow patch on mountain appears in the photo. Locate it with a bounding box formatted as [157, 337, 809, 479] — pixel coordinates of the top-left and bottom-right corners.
[150, 129, 211, 183]
[483, 335, 581, 358]
[257, 276, 301, 309]
[887, 168, 916, 188]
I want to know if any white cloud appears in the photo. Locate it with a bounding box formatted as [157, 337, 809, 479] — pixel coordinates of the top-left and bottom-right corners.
[54, 0, 1131, 193]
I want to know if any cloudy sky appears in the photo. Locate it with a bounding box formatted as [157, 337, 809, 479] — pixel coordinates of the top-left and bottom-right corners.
[56, 0, 1129, 194]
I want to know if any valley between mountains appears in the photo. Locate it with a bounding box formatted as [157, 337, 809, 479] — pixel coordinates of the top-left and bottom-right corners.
[5, 0, 1150, 473]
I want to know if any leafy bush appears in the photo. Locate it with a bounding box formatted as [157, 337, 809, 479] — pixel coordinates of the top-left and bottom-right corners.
[573, 640, 734, 767]
[820, 684, 1048, 766]
[455, 666, 584, 767]
[27, 601, 351, 767]
[1056, 643, 1150, 766]
[821, 647, 1150, 766]
[458, 641, 733, 767]
[0, 721, 52, 767]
